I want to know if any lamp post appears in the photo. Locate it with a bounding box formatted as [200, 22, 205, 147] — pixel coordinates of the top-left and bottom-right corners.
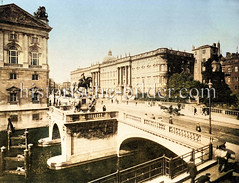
[208, 80, 212, 135]
[208, 79, 213, 159]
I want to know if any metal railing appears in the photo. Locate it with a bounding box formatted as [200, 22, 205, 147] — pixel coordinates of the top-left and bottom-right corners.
[89, 145, 210, 183]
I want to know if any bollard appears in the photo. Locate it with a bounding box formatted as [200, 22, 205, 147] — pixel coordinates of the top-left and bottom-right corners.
[24, 149, 29, 179]
[24, 129, 29, 149]
[209, 143, 213, 160]
[0, 146, 6, 176]
[191, 149, 195, 162]
[28, 144, 33, 171]
[7, 131, 11, 150]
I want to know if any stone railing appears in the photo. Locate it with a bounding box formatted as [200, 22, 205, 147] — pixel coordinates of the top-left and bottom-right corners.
[123, 113, 211, 144]
[65, 111, 118, 122]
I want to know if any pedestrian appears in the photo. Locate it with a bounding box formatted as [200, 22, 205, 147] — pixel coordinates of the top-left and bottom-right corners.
[196, 123, 201, 132]
[187, 157, 197, 183]
[215, 143, 229, 172]
[169, 116, 173, 124]
[102, 105, 106, 112]
[196, 173, 211, 183]
[151, 114, 155, 120]
[194, 107, 197, 115]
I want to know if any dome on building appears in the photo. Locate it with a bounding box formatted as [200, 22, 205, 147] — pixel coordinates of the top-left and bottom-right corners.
[102, 50, 116, 64]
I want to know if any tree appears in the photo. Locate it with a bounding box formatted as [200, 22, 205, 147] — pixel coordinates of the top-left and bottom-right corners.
[167, 73, 205, 102]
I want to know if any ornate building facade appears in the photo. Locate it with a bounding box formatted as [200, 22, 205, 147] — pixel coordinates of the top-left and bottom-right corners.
[71, 48, 194, 95]
[222, 52, 239, 92]
[0, 4, 52, 129]
[192, 42, 220, 82]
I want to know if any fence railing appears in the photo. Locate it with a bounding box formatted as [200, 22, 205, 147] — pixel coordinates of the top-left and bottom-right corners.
[89, 145, 211, 183]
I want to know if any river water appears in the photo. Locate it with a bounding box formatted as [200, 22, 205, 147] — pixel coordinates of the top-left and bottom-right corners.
[0, 127, 177, 183]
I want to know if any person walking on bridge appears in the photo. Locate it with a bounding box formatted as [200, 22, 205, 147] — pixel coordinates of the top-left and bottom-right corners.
[187, 157, 197, 183]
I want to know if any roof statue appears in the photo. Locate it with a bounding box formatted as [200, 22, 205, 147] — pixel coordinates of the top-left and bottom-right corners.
[34, 6, 48, 21]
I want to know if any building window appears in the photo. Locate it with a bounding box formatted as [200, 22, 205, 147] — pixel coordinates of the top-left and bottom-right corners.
[10, 115, 18, 122]
[228, 77, 231, 82]
[202, 50, 206, 54]
[10, 93, 17, 102]
[9, 33, 17, 41]
[32, 93, 39, 103]
[9, 46, 18, 64]
[32, 74, 38, 80]
[32, 37, 38, 44]
[32, 113, 39, 120]
[236, 77, 239, 81]
[235, 66, 238, 72]
[31, 52, 39, 65]
[228, 67, 232, 73]
[10, 73, 17, 79]
[202, 58, 206, 62]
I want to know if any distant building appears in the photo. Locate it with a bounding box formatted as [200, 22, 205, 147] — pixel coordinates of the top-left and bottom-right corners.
[71, 48, 194, 94]
[222, 52, 239, 92]
[62, 81, 71, 89]
[192, 42, 220, 82]
[0, 4, 52, 129]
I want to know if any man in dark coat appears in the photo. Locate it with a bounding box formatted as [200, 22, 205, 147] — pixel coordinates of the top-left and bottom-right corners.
[187, 158, 197, 183]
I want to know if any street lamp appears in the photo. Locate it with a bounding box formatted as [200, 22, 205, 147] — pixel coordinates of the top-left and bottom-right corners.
[208, 79, 213, 159]
[208, 80, 212, 135]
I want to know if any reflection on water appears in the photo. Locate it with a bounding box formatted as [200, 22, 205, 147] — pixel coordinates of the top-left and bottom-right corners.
[0, 127, 177, 183]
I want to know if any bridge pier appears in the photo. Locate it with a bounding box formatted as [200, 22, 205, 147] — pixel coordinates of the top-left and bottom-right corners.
[47, 107, 119, 169]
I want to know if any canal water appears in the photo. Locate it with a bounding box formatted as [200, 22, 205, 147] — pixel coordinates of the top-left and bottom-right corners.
[0, 127, 177, 183]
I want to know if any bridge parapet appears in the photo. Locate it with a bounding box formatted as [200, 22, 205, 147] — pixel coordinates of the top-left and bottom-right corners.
[123, 113, 214, 145]
[49, 106, 118, 123]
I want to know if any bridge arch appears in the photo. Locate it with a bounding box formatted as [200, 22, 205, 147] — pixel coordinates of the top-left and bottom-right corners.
[52, 123, 61, 139]
[117, 122, 192, 157]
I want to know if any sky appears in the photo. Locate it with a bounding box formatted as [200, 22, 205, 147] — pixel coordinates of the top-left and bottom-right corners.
[3, 0, 239, 83]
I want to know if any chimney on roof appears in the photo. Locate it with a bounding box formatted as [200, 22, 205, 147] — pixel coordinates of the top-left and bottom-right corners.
[226, 52, 231, 58]
[217, 41, 220, 55]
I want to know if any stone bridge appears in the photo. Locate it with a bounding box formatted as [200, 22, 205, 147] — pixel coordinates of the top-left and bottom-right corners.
[46, 106, 212, 170]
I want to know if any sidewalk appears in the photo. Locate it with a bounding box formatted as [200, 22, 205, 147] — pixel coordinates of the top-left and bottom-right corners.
[180, 108, 239, 127]
[98, 100, 239, 128]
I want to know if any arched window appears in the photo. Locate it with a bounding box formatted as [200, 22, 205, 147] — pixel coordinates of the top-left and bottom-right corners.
[9, 46, 18, 64]
[31, 52, 39, 65]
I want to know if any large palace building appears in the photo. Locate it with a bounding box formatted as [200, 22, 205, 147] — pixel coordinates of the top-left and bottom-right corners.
[71, 48, 194, 93]
[0, 4, 52, 129]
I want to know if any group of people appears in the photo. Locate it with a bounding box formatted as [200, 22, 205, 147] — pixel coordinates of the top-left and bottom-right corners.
[187, 142, 234, 183]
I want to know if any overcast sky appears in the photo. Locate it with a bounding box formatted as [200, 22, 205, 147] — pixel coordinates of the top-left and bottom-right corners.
[3, 0, 239, 83]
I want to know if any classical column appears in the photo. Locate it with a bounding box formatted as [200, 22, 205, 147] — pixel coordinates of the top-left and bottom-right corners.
[98, 72, 100, 87]
[96, 72, 98, 86]
[121, 67, 123, 85]
[126, 66, 128, 85]
[118, 67, 120, 85]
[129, 65, 132, 87]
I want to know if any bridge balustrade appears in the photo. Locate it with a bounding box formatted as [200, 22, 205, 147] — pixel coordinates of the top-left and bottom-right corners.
[89, 145, 210, 183]
[169, 126, 201, 142]
[123, 113, 206, 144]
[65, 111, 118, 122]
